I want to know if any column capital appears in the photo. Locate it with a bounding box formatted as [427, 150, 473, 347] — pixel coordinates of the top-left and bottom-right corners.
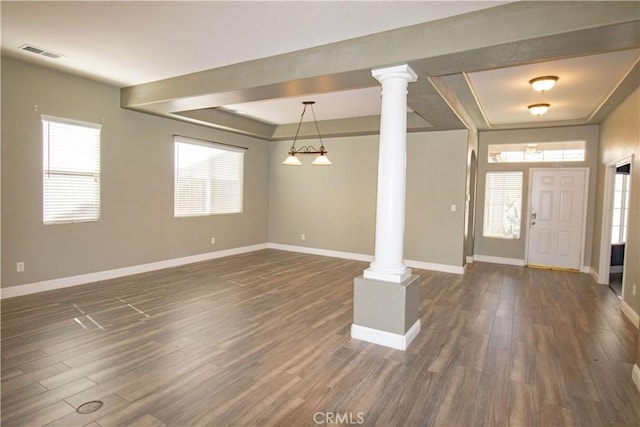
[371, 64, 418, 83]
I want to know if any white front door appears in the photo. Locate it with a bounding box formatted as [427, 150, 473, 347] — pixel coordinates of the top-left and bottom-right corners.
[527, 169, 587, 270]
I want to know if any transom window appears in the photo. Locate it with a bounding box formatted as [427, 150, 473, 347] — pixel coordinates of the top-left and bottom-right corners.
[174, 136, 244, 217]
[488, 141, 585, 163]
[42, 115, 101, 224]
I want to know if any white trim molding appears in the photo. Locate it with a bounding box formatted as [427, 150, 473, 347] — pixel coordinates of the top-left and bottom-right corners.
[267, 243, 374, 263]
[472, 254, 525, 267]
[268, 243, 464, 274]
[633, 364, 640, 393]
[351, 320, 420, 351]
[0, 243, 268, 299]
[405, 259, 464, 275]
[621, 299, 640, 328]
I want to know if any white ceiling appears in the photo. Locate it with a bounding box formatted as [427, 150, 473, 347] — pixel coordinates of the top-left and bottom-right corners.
[2, 1, 638, 133]
[1, 1, 505, 86]
[223, 87, 387, 125]
[467, 49, 640, 126]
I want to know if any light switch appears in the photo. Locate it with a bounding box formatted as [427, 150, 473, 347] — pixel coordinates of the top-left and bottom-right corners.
[450, 204, 457, 212]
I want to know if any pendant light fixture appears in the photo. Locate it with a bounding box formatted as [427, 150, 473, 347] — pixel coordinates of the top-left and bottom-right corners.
[282, 101, 332, 166]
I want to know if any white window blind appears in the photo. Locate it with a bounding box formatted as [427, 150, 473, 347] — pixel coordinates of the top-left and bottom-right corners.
[483, 171, 523, 239]
[42, 115, 101, 224]
[174, 137, 244, 217]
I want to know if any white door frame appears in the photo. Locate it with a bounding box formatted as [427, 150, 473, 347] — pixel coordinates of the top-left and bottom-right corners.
[597, 154, 634, 285]
[525, 167, 590, 271]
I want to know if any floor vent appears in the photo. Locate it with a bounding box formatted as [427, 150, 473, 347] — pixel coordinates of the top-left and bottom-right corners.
[76, 400, 103, 414]
[18, 44, 63, 59]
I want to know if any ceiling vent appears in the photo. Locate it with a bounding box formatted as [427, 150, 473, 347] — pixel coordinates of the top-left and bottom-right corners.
[18, 44, 63, 59]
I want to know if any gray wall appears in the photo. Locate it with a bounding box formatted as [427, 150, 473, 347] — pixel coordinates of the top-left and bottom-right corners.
[475, 125, 599, 266]
[594, 88, 640, 316]
[268, 129, 469, 267]
[1, 57, 270, 288]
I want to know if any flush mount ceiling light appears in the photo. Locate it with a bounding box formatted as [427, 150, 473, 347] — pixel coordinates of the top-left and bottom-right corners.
[529, 75, 558, 92]
[283, 101, 332, 166]
[528, 103, 550, 116]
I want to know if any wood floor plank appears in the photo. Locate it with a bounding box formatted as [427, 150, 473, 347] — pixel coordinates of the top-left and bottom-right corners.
[1, 250, 639, 426]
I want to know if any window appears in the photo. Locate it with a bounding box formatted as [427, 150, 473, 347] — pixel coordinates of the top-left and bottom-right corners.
[42, 115, 101, 224]
[174, 137, 244, 217]
[611, 173, 630, 244]
[483, 171, 523, 239]
[488, 141, 585, 163]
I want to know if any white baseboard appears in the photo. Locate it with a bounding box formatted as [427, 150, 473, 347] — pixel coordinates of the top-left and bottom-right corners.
[621, 299, 640, 328]
[405, 259, 464, 275]
[351, 320, 421, 351]
[466, 256, 474, 264]
[633, 364, 640, 393]
[0, 243, 268, 299]
[589, 267, 602, 284]
[268, 243, 464, 275]
[267, 243, 374, 263]
[472, 254, 525, 267]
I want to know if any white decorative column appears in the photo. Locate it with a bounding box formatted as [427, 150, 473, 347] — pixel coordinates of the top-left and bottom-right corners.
[351, 64, 420, 351]
[364, 64, 417, 283]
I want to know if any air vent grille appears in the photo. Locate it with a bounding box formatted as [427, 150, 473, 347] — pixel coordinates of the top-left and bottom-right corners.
[18, 44, 63, 59]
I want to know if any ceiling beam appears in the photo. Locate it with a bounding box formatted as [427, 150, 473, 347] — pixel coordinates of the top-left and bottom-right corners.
[121, 1, 640, 139]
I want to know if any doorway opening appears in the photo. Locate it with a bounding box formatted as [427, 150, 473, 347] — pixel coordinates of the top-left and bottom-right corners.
[608, 163, 630, 297]
[598, 155, 633, 298]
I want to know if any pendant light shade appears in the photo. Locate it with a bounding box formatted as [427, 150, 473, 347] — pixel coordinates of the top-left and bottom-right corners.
[312, 154, 332, 166]
[283, 154, 302, 166]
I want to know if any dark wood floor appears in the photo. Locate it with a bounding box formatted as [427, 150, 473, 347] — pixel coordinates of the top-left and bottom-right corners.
[2, 249, 639, 426]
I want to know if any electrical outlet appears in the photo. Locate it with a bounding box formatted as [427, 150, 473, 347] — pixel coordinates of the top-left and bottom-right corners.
[210, 237, 216, 245]
[633, 284, 637, 296]
[301, 234, 306, 241]
[17, 262, 24, 273]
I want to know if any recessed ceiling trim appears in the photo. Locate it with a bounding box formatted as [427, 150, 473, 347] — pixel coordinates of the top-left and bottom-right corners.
[587, 53, 640, 121]
[462, 72, 493, 128]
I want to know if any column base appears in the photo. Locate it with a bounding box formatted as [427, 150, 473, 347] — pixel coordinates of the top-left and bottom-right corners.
[351, 320, 420, 351]
[351, 274, 420, 350]
[363, 266, 412, 283]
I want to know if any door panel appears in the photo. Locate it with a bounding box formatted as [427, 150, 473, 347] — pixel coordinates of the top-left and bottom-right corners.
[527, 169, 586, 270]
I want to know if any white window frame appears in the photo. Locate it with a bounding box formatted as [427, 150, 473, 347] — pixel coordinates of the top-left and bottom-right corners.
[174, 136, 244, 217]
[488, 141, 585, 164]
[611, 173, 630, 245]
[483, 171, 523, 239]
[42, 115, 101, 224]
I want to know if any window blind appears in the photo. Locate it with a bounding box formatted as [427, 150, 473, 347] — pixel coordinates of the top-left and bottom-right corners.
[42, 115, 101, 224]
[174, 137, 244, 217]
[483, 171, 523, 239]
